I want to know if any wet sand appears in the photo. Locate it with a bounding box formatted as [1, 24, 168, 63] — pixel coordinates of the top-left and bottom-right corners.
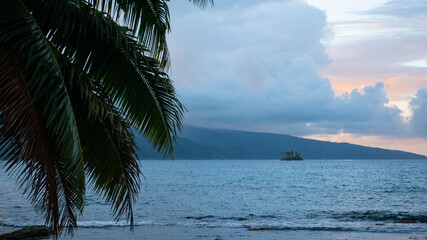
[49, 225, 427, 240]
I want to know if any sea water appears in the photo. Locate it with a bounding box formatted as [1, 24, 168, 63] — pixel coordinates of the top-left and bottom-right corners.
[0, 160, 426, 239]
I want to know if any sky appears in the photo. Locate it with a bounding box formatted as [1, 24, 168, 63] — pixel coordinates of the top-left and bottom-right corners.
[166, 0, 427, 156]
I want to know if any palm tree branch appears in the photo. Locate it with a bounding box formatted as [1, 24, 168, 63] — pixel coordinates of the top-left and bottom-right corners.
[0, 47, 83, 235]
[188, 0, 214, 8]
[60, 57, 141, 226]
[87, 0, 171, 67]
[26, 0, 184, 156]
[0, 0, 86, 234]
[82, 0, 213, 66]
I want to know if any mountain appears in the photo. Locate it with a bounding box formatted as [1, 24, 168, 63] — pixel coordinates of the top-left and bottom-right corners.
[135, 125, 427, 160]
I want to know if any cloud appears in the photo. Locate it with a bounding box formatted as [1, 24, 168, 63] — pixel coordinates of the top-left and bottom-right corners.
[314, 82, 405, 135]
[409, 88, 427, 137]
[323, 0, 427, 104]
[167, 0, 426, 140]
[369, 0, 427, 18]
[178, 56, 405, 136]
[168, 0, 330, 83]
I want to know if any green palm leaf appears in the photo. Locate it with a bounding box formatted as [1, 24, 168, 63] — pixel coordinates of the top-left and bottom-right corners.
[1, 0, 213, 235]
[0, 0, 86, 235]
[85, 0, 213, 67]
[60, 57, 141, 227]
[27, 0, 184, 157]
[189, 0, 214, 8]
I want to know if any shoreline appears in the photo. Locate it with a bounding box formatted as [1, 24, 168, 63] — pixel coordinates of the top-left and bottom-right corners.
[62, 226, 427, 240]
[2, 225, 426, 240]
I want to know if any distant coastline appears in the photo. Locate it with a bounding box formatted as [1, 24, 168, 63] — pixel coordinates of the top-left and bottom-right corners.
[137, 125, 427, 160]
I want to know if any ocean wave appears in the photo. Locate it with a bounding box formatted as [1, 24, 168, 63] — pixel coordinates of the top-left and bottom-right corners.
[332, 210, 427, 223]
[180, 220, 368, 232]
[184, 221, 427, 233]
[0, 221, 40, 227]
[2, 211, 425, 232]
[185, 214, 278, 221]
[0, 221, 155, 228]
[77, 221, 155, 228]
[1, 220, 425, 234]
[185, 215, 215, 220]
[243, 226, 356, 231]
[0, 220, 354, 232]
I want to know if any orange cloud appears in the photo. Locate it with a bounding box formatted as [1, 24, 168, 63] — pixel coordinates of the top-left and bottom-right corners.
[386, 75, 427, 99]
[324, 75, 378, 95]
[307, 133, 427, 156]
[325, 74, 427, 102]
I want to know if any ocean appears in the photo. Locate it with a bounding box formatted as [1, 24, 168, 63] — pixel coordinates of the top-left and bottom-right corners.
[1, 159, 426, 239]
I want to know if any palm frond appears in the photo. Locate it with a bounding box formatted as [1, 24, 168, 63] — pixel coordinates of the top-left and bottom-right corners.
[26, 0, 185, 157]
[86, 0, 172, 67]
[0, 47, 84, 235]
[60, 57, 141, 226]
[0, 0, 209, 235]
[79, 0, 213, 66]
[0, 0, 85, 234]
[188, 0, 214, 8]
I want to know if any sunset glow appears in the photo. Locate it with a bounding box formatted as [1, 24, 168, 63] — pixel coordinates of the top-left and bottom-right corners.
[168, 0, 427, 156]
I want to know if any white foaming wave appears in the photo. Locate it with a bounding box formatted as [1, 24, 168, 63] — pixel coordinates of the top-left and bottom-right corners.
[0, 221, 42, 227]
[77, 220, 154, 228]
[0, 220, 162, 229]
[2, 219, 423, 233]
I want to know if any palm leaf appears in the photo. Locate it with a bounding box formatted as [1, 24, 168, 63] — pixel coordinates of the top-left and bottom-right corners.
[84, 0, 213, 66]
[60, 57, 141, 227]
[0, 48, 84, 235]
[1, 0, 213, 235]
[26, 0, 185, 157]
[188, 0, 214, 8]
[0, 0, 85, 235]
[88, 0, 171, 67]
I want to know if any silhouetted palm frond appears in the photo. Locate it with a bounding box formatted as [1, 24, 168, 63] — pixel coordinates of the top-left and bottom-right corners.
[0, 1, 86, 233]
[0, 0, 212, 235]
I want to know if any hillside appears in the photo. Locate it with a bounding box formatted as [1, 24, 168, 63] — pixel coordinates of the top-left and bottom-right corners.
[136, 125, 427, 160]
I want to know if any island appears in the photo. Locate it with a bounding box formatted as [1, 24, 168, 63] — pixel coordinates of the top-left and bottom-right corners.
[281, 151, 303, 161]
